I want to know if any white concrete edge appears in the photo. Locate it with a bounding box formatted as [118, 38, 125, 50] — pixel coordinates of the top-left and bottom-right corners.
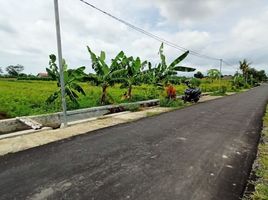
[0, 111, 133, 140]
[0, 127, 52, 140]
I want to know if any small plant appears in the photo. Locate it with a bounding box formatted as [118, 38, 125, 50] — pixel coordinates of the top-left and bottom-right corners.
[160, 98, 184, 107]
[211, 86, 227, 96]
[165, 85, 176, 99]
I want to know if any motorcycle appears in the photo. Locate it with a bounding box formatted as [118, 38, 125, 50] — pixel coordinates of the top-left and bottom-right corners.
[182, 81, 202, 103]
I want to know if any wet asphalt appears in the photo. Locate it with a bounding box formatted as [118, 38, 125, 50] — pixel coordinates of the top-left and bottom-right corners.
[0, 85, 268, 200]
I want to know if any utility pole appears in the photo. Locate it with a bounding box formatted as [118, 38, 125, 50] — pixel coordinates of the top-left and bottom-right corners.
[219, 59, 223, 85]
[53, 0, 68, 127]
[219, 59, 223, 75]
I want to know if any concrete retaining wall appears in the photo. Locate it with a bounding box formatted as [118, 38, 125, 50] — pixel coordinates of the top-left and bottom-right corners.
[0, 99, 159, 135]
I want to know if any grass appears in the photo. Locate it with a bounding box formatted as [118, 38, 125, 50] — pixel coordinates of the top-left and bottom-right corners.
[0, 80, 161, 117]
[159, 98, 184, 108]
[0, 78, 237, 118]
[249, 106, 268, 200]
[124, 104, 141, 112]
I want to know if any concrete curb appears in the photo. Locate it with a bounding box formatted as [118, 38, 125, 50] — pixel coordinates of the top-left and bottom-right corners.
[0, 99, 159, 135]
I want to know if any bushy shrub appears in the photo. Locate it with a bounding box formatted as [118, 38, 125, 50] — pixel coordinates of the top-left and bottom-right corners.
[189, 78, 201, 87]
[232, 74, 247, 89]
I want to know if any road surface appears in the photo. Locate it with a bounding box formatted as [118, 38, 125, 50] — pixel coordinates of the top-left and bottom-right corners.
[0, 85, 268, 200]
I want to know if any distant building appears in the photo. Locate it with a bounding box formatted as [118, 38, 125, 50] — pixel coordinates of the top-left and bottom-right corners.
[37, 72, 49, 78]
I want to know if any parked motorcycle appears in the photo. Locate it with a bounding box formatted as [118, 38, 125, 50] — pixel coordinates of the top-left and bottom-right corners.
[182, 81, 202, 103]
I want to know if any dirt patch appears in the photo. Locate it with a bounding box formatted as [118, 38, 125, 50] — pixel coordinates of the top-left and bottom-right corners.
[0, 112, 9, 120]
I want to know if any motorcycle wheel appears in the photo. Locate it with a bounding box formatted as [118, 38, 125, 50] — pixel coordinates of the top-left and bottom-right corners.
[194, 98, 199, 103]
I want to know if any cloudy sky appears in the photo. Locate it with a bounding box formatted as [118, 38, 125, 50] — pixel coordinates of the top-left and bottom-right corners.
[0, 0, 267, 75]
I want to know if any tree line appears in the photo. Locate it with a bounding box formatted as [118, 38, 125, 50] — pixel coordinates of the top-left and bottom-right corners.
[46, 43, 195, 105]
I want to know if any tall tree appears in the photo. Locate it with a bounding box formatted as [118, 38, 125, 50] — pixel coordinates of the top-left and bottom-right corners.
[0, 67, 3, 74]
[239, 59, 251, 82]
[115, 56, 148, 99]
[6, 64, 24, 77]
[87, 46, 125, 104]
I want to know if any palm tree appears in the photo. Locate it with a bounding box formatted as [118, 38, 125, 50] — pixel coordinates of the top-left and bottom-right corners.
[46, 54, 86, 105]
[239, 59, 251, 83]
[87, 46, 125, 104]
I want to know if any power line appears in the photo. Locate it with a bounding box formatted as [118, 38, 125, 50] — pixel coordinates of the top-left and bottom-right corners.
[77, 0, 223, 61]
[77, 0, 238, 68]
[222, 60, 234, 67]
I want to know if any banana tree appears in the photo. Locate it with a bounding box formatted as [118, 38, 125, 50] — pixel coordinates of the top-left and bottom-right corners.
[46, 54, 86, 105]
[114, 56, 147, 99]
[207, 69, 221, 82]
[143, 43, 195, 86]
[87, 46, 125, 104]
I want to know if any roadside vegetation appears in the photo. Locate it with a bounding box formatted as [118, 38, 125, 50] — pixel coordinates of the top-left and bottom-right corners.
[248, 106, 268, 200]
[0, 44, 267, 118]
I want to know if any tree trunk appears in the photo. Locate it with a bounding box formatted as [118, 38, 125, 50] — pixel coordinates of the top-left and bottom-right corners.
[127, 85, 132, 99]
[101, 85, 107, 105]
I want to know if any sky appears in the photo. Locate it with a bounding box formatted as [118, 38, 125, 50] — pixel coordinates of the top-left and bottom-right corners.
[0, 0, 267, 76]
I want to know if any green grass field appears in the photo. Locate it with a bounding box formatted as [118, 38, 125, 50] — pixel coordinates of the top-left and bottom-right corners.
[0, 78, 234, 118]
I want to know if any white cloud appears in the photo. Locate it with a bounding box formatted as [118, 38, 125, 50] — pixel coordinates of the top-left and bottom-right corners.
[0, 0, 267, 76]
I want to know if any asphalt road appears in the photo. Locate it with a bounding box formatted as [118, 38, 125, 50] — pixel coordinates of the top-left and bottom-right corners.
[1, 85, 268, 200]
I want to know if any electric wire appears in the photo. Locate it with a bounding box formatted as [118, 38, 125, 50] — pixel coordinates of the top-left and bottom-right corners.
[78, 0, 236, 67]
[78, 0, 220, 60]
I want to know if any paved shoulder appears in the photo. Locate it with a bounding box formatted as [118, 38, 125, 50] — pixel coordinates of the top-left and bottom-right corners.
[0, 85, 268, 200]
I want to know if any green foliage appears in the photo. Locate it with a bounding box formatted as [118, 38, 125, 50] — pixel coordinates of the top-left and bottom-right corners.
[0, 78, 244, 118]
[87, 46, 127, 104]
[239, 59, 251, 80]
[207, 69, 221, 80]
[189, 78, 201, 87]
[17, 77, 53, 81]
[46, 55, 86, 105]
[247, 68, 268, 84]
[0, 81, 160, 118]
[239, 59, 267, 85]
[143, 43, 195, 87]
[124, 104, 140, 112]
[160, 98, 184, 107]
[211, 85, 227, 96]
[115, 55, 148, 99]
[232, 73, 248, 89]
[248, 106, 268, 200]
[5, 64, 24, 77]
